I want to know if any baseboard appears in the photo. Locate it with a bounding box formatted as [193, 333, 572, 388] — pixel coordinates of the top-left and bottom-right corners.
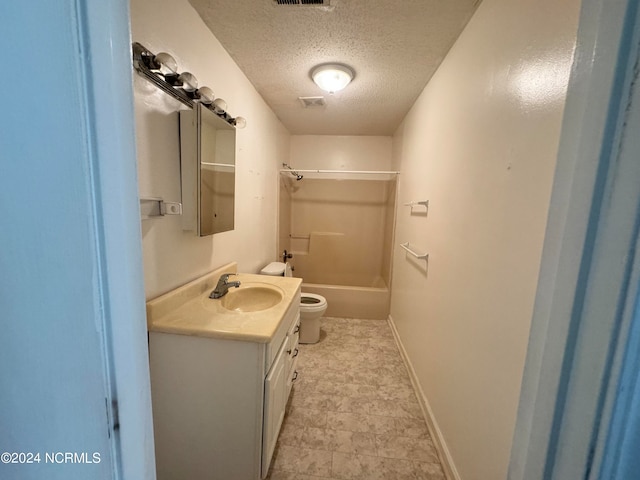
[387, 314, 461, 480]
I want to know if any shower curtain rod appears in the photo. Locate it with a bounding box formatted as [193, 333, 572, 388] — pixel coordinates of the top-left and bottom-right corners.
[278, 169, 399, 175]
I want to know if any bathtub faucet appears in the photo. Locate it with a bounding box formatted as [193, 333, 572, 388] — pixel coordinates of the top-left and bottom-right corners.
[210, 274, 241, 299]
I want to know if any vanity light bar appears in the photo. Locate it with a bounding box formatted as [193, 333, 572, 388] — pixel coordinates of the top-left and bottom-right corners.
[131, 42, 246, 128]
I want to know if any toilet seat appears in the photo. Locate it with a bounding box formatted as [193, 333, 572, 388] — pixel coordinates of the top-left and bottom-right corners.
[300, 293, 327, 313]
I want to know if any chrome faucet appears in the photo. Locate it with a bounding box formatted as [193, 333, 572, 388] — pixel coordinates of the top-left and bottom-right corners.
[209, 273, 241, 299]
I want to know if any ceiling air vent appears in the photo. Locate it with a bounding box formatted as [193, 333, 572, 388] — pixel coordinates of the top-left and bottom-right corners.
[298, 96, 327, 108]
[273, 0, 332, 6]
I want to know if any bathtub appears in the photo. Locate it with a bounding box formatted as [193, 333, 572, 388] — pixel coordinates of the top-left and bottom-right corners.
[299, 280, 390, 320]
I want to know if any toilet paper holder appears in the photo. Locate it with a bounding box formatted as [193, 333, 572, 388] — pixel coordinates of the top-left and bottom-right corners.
[140, 197, 183, 219]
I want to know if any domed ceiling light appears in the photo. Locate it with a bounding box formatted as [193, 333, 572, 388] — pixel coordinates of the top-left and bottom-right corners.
[311, 64, 354, 94]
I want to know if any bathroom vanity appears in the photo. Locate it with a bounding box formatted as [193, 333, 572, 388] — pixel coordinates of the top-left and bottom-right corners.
[146, 263, 301, 480]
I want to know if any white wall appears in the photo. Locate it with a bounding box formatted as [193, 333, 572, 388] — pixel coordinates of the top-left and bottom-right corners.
[130, 0, 290, 299]
[290, 135, 392, 171]
[389, 0, 581, 478]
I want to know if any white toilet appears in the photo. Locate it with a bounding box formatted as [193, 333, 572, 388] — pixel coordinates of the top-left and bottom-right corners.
[260, 261, 327, 343]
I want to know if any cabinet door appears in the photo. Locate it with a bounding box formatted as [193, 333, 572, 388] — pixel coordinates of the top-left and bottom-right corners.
[262, 337, 289, 477]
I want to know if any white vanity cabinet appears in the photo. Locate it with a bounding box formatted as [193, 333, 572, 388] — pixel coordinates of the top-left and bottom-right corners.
[148, 276, 301, 480]
[262, 311, 300, 474]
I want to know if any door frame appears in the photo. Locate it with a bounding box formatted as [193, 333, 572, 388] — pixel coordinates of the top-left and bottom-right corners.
[508, 0, 640, 478]
[81, 0, 157, 478]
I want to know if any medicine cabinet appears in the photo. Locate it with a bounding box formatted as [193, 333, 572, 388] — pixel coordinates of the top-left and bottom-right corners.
[180, 103, 236, 236]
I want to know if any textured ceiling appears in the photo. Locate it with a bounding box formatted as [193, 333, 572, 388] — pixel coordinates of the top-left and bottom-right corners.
[189, 0, 481, 135]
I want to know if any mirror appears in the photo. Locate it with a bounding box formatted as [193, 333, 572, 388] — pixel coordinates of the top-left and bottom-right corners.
[180, 103, 236, 236]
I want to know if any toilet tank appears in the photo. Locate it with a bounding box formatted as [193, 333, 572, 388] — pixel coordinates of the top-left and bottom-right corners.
[260, 262, 293, 277]
[260, 262, 286, 276]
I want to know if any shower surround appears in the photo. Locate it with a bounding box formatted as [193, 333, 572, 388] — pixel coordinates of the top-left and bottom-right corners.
[280, 175, 397, 320]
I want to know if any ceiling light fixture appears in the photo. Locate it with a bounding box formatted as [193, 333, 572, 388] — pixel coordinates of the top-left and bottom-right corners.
[311, 64, 354, 94]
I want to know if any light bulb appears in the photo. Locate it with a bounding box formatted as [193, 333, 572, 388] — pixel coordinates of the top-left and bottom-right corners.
[178, 72, 198, 92]
[198, 86, 214, 104]
[213, 98, 227, 114]
[153, 52, 177, 75]
[234, 117, 247, 129]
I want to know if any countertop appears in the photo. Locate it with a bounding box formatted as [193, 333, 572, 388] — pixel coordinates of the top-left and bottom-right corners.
[146, 262, 302, 343]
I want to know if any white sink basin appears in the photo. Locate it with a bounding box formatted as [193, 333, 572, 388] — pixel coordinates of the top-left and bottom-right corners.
[220, 283, 284, 313]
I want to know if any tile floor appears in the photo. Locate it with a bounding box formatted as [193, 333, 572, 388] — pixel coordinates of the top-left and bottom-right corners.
[266, 317, 446, 480]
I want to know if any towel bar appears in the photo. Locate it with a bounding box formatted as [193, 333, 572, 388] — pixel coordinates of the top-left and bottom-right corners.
[400, 242, 429, 260]
[403, 200, 429, 208]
